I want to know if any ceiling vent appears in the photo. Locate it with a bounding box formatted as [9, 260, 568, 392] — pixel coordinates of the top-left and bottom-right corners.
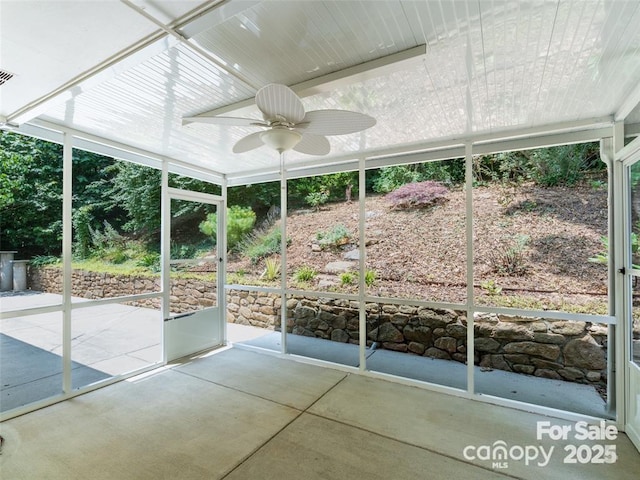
[0, 70, 14, 86]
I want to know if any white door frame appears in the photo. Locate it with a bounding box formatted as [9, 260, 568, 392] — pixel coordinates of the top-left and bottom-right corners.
[161, 174, 226, 362]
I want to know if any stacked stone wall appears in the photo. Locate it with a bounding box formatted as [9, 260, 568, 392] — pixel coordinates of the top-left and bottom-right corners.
[28, 266, 617, 387]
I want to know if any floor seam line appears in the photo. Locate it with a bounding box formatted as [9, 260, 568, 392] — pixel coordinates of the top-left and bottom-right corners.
[304, 411, 524, 480]
[218, 373, 351, 479]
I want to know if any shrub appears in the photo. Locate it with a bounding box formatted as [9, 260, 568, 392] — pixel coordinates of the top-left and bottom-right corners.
[385, 181, 449, 210]
[480, 279, 502, 296]
[316, 224, 352, 249]
[72, 205, 94, 259]
[199, 205, 256, 251]
[136, 252, 161, 272]
[305, 190, 329, 210]
[30, 255, 60, 267]
[294, 265, 317, 282]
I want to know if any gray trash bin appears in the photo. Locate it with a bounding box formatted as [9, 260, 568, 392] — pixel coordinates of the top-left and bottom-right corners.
[12, 260, 29, 291]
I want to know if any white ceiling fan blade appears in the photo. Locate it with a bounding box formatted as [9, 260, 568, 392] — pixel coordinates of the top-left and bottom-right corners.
[182, 115, 266, 127]
[292, 133, 331, 156]
[233, 131, 265, 153]
[255, 84, 305, 123]
[299, 110, 376, 136]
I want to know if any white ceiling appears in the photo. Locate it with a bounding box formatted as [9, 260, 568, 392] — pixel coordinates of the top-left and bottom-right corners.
[2, 0, 640, 183]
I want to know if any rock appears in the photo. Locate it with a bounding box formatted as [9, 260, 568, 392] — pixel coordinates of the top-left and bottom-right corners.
[529, 321, 549, 332]
[446, 323, 467, 339]
[408, 342, 425, 354]
[503, 341, 560, 361]
[563, 335, 606, 370]
[513, 364, 535, 374]
[311, 243, 322, 252]
[324, 261, 356, 274]
[550, 321, 586, 336]
[558, 367, 585, 381]
[452, 353, 467, 363]
[403, 325, 432, 344]
[434, 336, 458, 353]
[532, 333, 566, 345]
[504, 354, 530, 365]
[343, 249, 360, 261]
[530, 358, 563, 370]
[491, 322, 533, 341]
[474, 337, 500, 353]
[370, 322, 403, 343]
[331, 329, 350, 343]
[295, 306, 316, 320]
[383, 342, 408, 352]
[534, 369, 562, 380]
[586, 371, 602, 382]
[391, 313, 410, 327]
[489, 354, 511, 371]
[292, 326, 315, 337]
[424, 347, 451, 360]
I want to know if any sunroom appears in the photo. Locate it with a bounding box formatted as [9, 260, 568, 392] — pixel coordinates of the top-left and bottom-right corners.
[1, 0, 640, 471]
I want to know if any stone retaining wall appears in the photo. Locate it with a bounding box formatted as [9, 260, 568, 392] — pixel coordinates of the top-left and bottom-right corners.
[29, 266, 610, 387]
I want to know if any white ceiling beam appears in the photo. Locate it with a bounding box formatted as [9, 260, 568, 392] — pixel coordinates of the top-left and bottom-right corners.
[615, 80, 640, 122]
[189, 45, 428, 119]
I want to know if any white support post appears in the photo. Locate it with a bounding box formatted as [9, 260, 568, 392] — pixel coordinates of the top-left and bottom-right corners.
[280, 154, 288, 354]
[612, 121, 627, 427]
[358, 158, 367, 371]
[220, 176, 228, 345]
[160, 160, 170, 363]
[62, 133, 73, 393]
[465, 143, 475, 395]
[601, 137, 616, 416]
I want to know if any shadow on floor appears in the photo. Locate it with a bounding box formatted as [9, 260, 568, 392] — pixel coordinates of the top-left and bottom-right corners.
[236, 331, 612, 419]
[0, 333, 110, 412]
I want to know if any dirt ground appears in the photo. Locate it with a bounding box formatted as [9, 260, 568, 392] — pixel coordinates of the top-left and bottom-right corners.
[227, 182, 610, 312]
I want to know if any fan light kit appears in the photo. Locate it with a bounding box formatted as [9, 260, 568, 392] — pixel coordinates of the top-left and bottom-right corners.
[183, 83, 376, 156]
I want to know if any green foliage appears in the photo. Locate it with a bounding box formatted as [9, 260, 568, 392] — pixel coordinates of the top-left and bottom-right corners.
[30, 255, 60, 266]
[294, 265, 317, 282]
[73, 205, 94, 259]
[340, 272, 356, 286]
[480, 279, 502, 296]
[589, 234, 640, 269]
[372, 160, 465, 193]
[199, 205, 256, 251]
[136, 252, 161, 272]
[261, 257, 281, 281]
[305, 189, 329, 210]
[364, 269, 377, 287]
[316, 224, 352, 249]
[289, 172, 357, 207]
[240, 226, 284, 263]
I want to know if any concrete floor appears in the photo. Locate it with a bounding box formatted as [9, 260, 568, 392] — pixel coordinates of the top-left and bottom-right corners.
[1, 347, 638, 480]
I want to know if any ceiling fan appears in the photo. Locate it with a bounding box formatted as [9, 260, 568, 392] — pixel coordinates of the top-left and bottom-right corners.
[183, 84, 376, 155]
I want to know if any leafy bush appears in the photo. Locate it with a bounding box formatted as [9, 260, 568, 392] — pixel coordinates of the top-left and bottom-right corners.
[480, 279, 502, 295]
[316, 224, 352, 249]
[199, 205, 256, 251]
[305, 190, 329, 210]
[240, 226, 284, 264]
[385, 181, 449, 210]
[73, 205, 94, 259]
[372, 161, 465, 193]
[294, 265, 317, 282]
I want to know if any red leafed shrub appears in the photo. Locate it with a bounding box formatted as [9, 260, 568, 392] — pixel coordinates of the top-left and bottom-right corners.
[385, 181, 450, 210]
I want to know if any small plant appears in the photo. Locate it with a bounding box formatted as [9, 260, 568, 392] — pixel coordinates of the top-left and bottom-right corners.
[316, 224, 352, 249]
[364, 269, 376, 287]
[294, 265, 317, 282]
[261, 257, 281, 281]
[488, 234, 530, 276]
[305, 189, 329, 211]
[385, 181, 449, 210]
[480, 279, 502, 296]
[136, 252, 161, 272]
[590, 233, 640, 268]
[340, 272, 356, 285]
